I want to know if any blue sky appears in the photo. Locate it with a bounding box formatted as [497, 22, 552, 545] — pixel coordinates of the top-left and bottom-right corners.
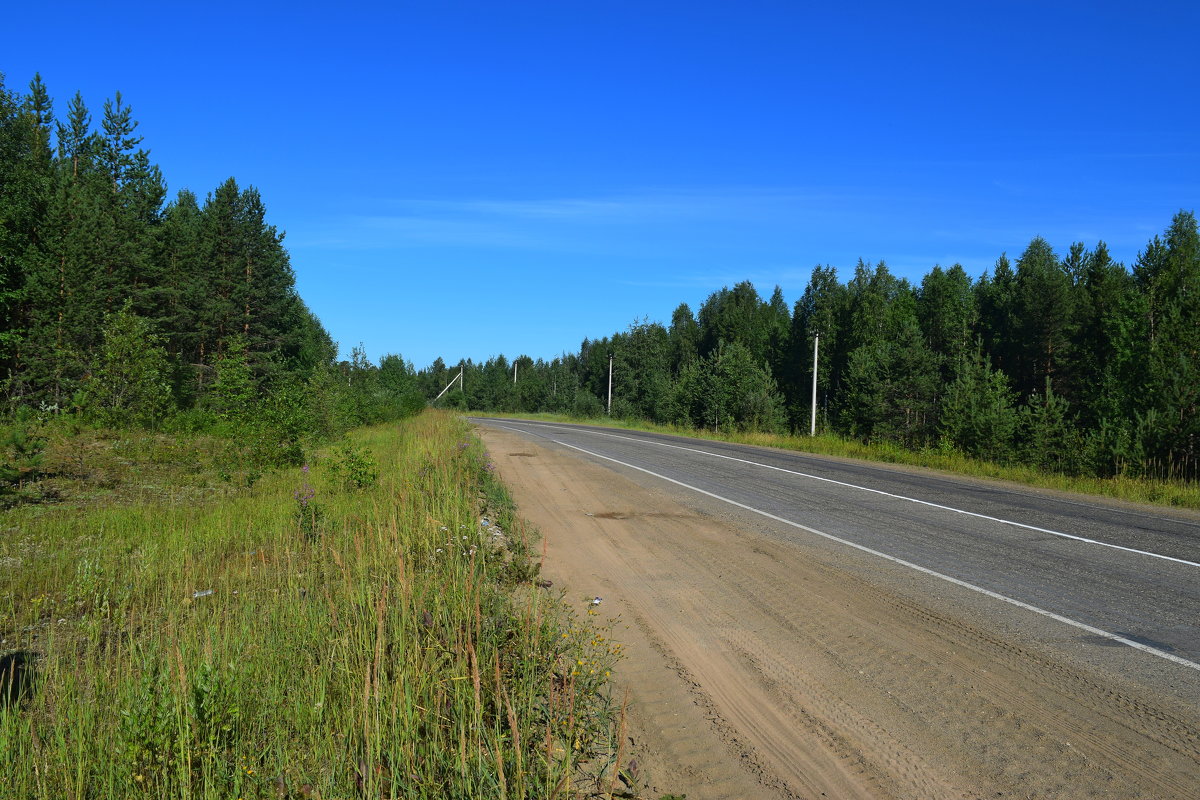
[5, 1, 1197, 369]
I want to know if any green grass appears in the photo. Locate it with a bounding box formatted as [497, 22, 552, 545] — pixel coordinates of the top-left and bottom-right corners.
[1, 410, 629, 799]
[473, 411, 1200, 511]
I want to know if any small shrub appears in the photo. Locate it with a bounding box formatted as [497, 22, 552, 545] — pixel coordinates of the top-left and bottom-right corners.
[329, 441, 378, 490]
[572, 390, 605, 418]
[1, 407, 47, 492]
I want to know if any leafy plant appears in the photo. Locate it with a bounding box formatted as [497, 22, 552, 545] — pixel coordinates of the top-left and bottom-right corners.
[329, 440, 378, 490]
[77, 302, 172, 428]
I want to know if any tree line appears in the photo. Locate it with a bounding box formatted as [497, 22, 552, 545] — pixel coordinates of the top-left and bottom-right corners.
[3, 72, 1193, 484]
[0, 73, 423, 468]
[425, 212, 1199, 482]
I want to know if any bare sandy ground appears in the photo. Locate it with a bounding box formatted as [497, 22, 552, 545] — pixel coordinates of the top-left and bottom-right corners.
[479, 426, 1200, 800]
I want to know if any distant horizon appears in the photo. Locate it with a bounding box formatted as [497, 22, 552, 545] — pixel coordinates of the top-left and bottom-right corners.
[6, 0, 1197, 370]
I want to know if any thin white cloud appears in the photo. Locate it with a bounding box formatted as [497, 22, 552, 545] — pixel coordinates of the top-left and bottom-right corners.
[362, 188, 857, 225]
[292, 188, 859, 253]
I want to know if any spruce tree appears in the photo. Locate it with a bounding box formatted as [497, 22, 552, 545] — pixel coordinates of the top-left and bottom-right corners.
[668, 302, 699, 375]
[917, 264, 975, 383]
[840, 290, 938, 446]
[1013, 236, 1075, 399]
[1134, 211, 1200, 478]
[1073, 243, 1144, 432]
[976, 253, 1018, 381]
[939, 345, 1019, 462]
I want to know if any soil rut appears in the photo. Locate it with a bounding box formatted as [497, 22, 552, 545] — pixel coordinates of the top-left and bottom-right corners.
[480, 428, 1200, 799]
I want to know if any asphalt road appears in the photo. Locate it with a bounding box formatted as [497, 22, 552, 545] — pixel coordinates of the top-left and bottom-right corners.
[471, 417, 1200, 672]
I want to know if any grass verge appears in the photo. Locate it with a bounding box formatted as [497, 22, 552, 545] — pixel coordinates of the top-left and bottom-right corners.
[472, 412, 1200, 511]
[1, 410, 629, 798]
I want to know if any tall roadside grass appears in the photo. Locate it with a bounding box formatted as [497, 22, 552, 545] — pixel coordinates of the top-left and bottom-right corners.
[0, 410, 625, 798]
[477, 412, 1200, 511]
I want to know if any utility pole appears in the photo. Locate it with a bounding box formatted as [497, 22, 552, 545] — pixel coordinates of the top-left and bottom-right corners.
[513, 359, 517, 384]
[810, 333, 819, 436]
[607, 352, 614, 416]
[434, 365, 464, 402]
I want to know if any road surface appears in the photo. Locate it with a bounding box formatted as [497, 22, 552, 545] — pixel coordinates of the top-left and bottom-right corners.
[474, 417, 1200, 799]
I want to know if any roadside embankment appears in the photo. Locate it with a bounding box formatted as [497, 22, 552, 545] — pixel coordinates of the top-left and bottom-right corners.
[1, 411, 626, 799]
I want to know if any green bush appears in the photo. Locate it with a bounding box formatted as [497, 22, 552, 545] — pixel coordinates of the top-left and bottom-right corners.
[329, 440, 379, 490]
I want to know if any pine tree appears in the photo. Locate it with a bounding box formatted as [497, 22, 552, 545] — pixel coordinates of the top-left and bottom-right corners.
[939, 345, 1019, 462]
[0, 74, 55, 388]
[917, 264, 975, 382]
[0, 75, 21, 374]
[156, 190, 207, 398]
[22, 91, 110, 404]
[1013, 236, 1074, 399]
[668, 302, 699, 376]
[56, 91, 93, 178]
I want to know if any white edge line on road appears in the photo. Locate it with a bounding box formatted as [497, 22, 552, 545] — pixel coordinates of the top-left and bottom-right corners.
[493, 423, 1200, 673]
[509, 420, 1200, 569]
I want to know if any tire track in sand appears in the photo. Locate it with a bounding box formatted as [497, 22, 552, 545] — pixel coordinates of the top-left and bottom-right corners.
[478, 425, 1200, 799]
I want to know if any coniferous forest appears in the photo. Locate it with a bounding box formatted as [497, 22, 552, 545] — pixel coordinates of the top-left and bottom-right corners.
[0, 74, 423, 475]
[2, 73, 1197, 487]
[424, 219, 1199, 484]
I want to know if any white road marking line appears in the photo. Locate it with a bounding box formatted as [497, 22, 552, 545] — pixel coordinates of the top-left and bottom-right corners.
[495, 424, 1200, 672]
[506, 420, 1199, 569]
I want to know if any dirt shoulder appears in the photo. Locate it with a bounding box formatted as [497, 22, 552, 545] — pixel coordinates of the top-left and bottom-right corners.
[479, 425, 1200, 800]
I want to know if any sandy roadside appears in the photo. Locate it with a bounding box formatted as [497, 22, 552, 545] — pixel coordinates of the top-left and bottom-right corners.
[479, 425, 1200, 800]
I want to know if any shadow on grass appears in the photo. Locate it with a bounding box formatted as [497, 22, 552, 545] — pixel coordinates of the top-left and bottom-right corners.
[1, 650, 40, 708]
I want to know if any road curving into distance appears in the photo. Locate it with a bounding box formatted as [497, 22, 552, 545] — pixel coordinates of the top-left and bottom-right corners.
[473, 416, 1200, 798]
